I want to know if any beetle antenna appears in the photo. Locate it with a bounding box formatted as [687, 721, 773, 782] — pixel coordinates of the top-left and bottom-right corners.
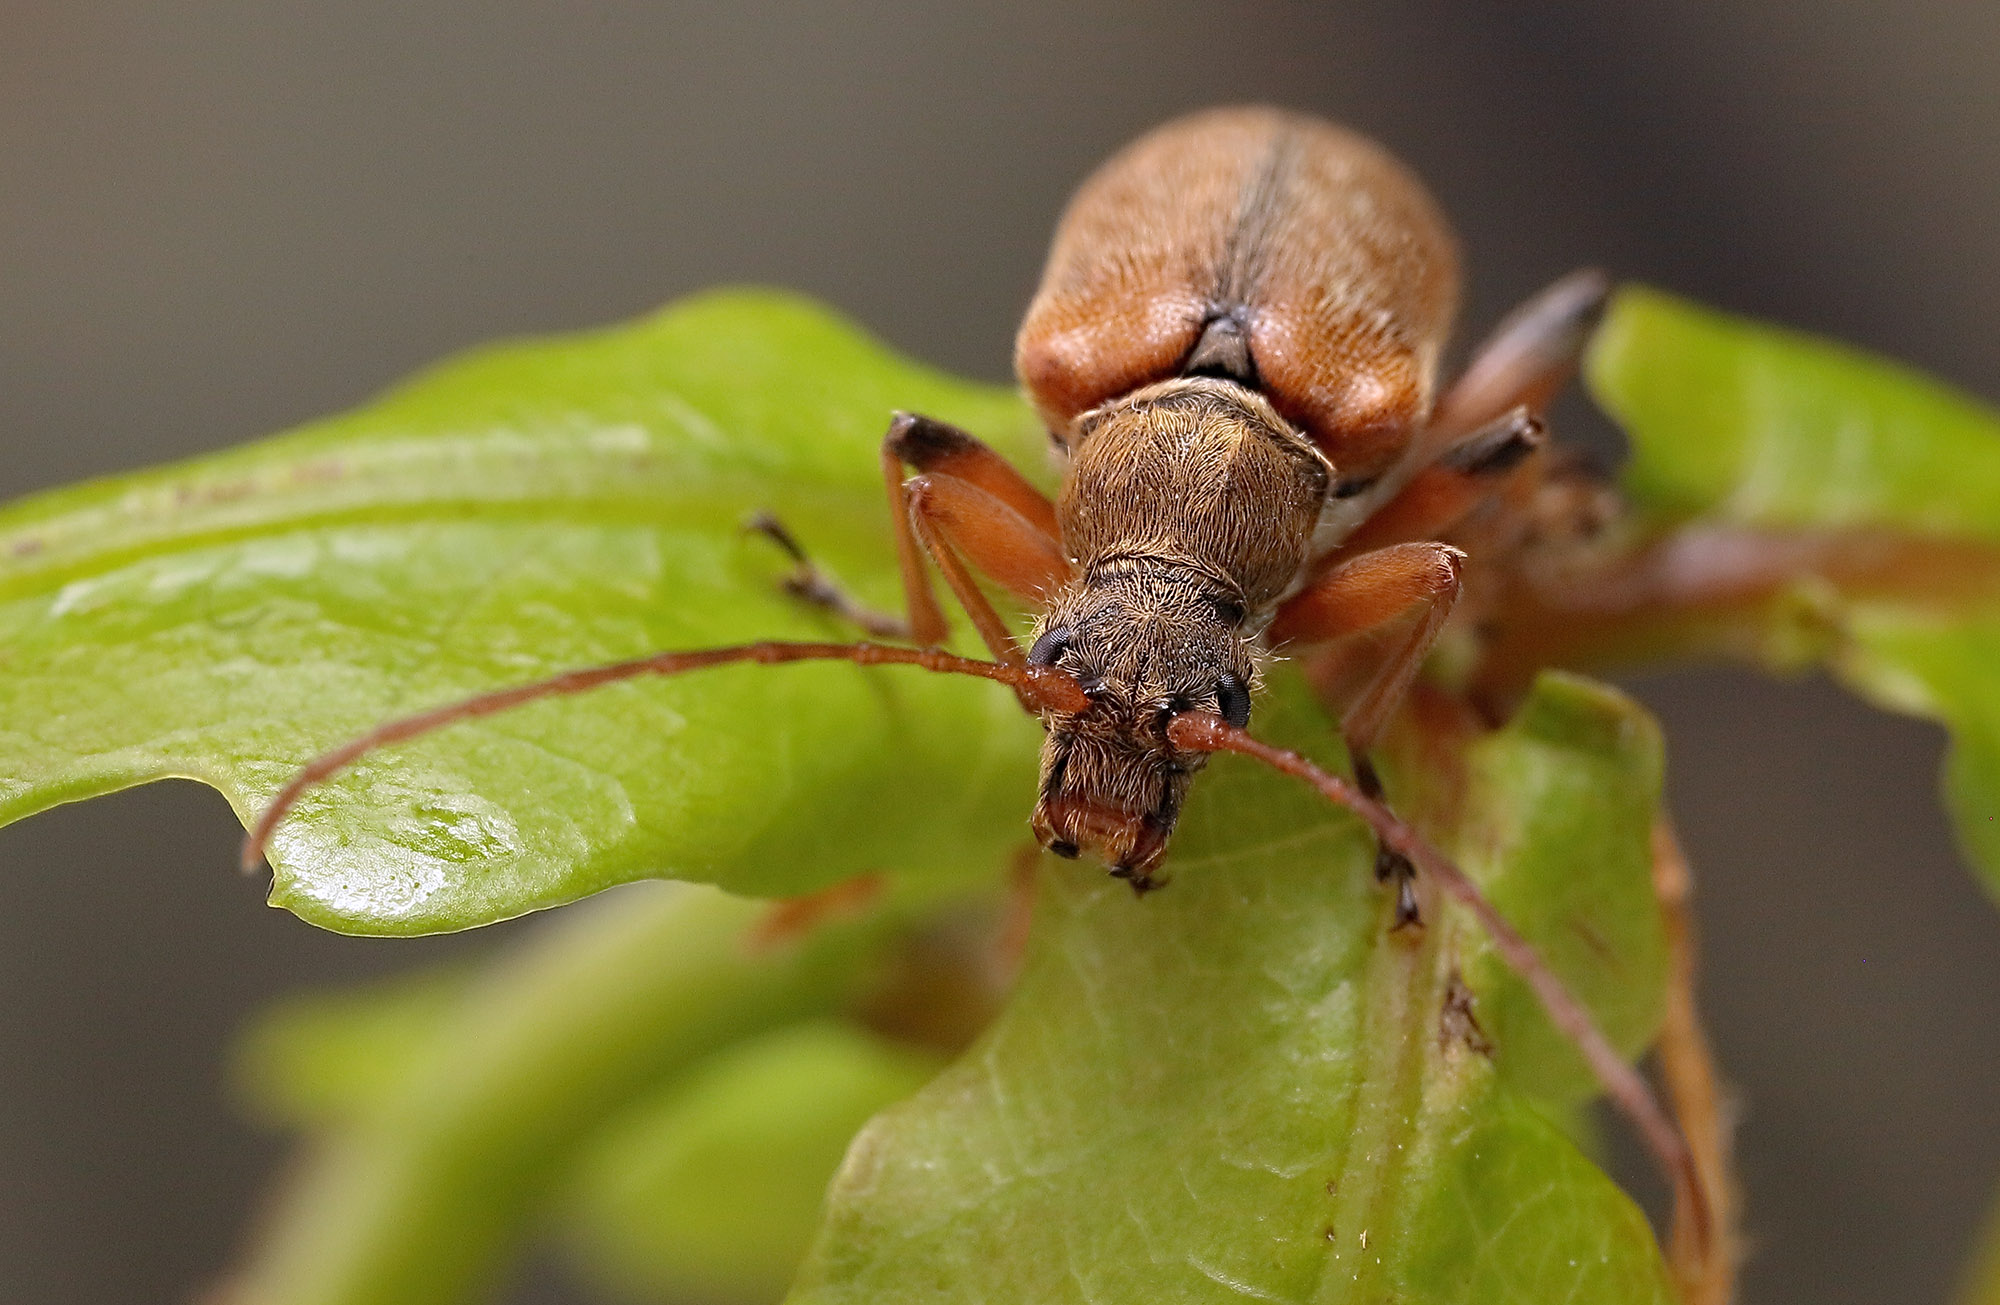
[240, 640, 1088, 872]
[1167, 710, 1713, 1270]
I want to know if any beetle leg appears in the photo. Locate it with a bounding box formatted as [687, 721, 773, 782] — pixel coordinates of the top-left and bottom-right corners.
[1270, 540, 1466, 926]
[906, 471, 1071, 663]
[1330, 268, 1604, 558]
[885, 413, 1062, 536]
[1270, 541, 1465, 754]
[881, 413, 1062, 650]
[994, 842, 1043, 981]
[745, 872, 887, 952]
[1332, 407, 1546, 555]
[1423, 267, 1610, 452]
[744, 511, 913, 638]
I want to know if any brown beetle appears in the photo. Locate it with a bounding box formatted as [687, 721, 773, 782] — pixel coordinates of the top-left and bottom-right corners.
[246, 105, 1713, 1272]
[860, 107, 1600, 905]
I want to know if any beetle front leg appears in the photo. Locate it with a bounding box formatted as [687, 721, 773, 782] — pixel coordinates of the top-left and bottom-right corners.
[1270, 540, 1466, 925]
[882, 413, 1063, 651]
[905, 471, 1070, 663]
[754, 412, 1063, 649]
[745, 511, 913, 639]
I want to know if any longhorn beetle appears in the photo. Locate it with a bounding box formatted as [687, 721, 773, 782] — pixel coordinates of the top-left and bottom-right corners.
[245, 106, 1714, 1269]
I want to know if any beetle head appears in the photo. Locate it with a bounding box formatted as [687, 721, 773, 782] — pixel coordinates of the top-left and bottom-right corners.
[1024, 561, 1256, 890]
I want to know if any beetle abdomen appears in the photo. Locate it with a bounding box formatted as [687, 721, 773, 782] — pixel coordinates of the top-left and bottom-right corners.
[1015, 105, 1460, 487]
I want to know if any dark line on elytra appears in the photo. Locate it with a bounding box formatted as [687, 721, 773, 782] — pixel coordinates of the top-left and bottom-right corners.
[1214, 121, 1301, 311]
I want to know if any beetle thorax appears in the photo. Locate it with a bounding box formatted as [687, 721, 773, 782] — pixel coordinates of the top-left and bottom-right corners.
[1025, 377, 1331, 881]
[1056, 377, 1331, 611]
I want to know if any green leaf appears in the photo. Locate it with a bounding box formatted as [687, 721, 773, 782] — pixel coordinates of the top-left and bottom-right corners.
[1458, 676, 1669, 1106]
[1593, 286, 2000, 537]
[1588, 285, 2000, 893]
[234, 966, 477, 1128]
[221, 882, 898, 1305]
[786, 673, 1674, 1305]
[555, 1022, 942, 1304]
[0, 290, 1045, 934]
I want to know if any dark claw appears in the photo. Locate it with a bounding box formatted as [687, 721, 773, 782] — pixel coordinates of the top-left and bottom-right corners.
[1048, 840, 1080, 860]
[1353, 754, 1385, 801]
[1374, 842, 1411, 884]
[1391, 875, 1423, 930]
[1110, 864, 1167, 895]
[742, 510, 808, 562]
[1374, 838, 1423, 929]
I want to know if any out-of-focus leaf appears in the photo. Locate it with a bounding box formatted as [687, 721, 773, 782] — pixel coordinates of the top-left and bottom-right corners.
[1959, 1182, 2000, 1305]
[215, 882, 898, 1305]
[1597, 288, 2000, 537]
[556, 1022, 941, 1304]
[785, 673, 1673, 1305]
[235, 967, 476, 1128]
[1588, 285, 2000, 892]
[0, 290, 1043, 934]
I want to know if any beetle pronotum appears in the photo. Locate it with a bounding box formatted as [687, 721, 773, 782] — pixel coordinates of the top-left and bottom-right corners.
[245, 106, 1719, 1281]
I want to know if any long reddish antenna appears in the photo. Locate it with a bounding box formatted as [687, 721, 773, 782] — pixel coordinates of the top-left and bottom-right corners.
[1169, 710, 1713, 1269]
[241, 641, 1087, 871]
[246, 644, 1707, 1266]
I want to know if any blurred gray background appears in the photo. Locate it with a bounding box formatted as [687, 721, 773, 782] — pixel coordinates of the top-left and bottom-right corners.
[3, 2, 1998, 1301]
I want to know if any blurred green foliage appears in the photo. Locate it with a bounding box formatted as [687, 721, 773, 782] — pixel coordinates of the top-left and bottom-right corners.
[1591, 286, 2000, 891]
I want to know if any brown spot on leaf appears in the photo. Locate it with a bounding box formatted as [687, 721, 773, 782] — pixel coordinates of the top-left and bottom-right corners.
[1439, 968, 1494, 1057]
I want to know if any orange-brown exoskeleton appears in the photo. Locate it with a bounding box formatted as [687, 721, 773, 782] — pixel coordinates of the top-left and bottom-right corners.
[865, 106, 1602, 906]
[246, 106, 1713, 1267]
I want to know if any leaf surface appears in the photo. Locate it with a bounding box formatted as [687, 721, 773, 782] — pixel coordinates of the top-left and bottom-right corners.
[786, 674, 1674, 1305]
[1588, 286, 2000, 891]
[234, 966, 478, 1128]
[555, 1022, 942, 1304]
[0, 291, 1043, 933]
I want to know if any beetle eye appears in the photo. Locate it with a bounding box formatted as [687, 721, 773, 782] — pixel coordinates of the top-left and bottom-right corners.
[1026, 626, 1075, 666]
[1215, 673, 1252, 729]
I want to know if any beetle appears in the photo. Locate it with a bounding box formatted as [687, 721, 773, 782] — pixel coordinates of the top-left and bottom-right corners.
[243, 105, 1711, 1267]
[804, 106, 1604, 910]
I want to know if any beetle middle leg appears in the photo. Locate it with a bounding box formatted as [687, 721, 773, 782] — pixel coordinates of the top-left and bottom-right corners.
[752, 412, 1062, 649]
[1332, 406, 1546, 556]
[1269, 540, 1466, 925]
[1330, 269, 1608, 560]
[745, 511, 913, 638]
[1423, 266, 1610, 448]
